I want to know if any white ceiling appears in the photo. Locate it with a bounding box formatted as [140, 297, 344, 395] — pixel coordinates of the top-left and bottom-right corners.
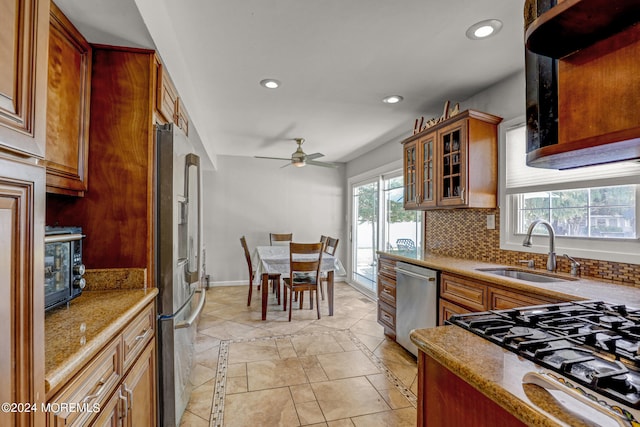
[53, 0, 525, 165]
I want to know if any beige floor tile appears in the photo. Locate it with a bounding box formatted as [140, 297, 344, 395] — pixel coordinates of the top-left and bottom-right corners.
[185, 379, 214, 420]
[223, 387, 300, 427]
[247, 358, 308, 390]
[366, 373, 395, 391]
[351, 332, 384, 352]
[227, 362, 247, 377]
[311, 376, 390, 421]
[376, 387, 413, 409]
[295, 400, 326, 425]
[316, 350, 381, 380]
[179, 409, 209, 427]
[225, 376, 248, 394]
[350, 407, 417, 427]
[228, 339, 280, 363]
[190, 363, 216, 388]
[184, 283, 418, 427]
[290, 384, 317, 404]
[349, 318, 385, 338]
[291, 334, 345, 357]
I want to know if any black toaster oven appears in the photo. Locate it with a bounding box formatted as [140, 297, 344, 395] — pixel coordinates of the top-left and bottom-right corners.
[44, 226, 86, 311]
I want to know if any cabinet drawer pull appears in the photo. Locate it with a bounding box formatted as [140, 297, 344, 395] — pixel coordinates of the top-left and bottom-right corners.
[81, 378, 106, 404]
[381, 288, 392, 295]
[382, 313, 392, 322]
[135, 328, 150, 341]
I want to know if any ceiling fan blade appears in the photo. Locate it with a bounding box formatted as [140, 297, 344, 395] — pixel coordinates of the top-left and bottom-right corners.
[255, 156, 292, 161]
[280, 162, 292, 169]
[306, 152, 324, 160]
[306, 160, 338, 168]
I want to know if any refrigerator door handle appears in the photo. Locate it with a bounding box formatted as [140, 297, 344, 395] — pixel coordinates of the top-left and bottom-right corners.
[175, 289, 206, 329]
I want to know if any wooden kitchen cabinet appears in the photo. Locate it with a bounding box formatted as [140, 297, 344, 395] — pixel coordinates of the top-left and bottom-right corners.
[0, 157, 46, 427]
[377, 255, 397, 339]
[0, 0, 49, 158]
[156, 61, 178, 124]
[46, 302, 156, 427]
[176, 97, 190, 136]
[403, 133, 436, 209]
[402, 110, 501, 210]
[524, 0, 640, 169]
[418, 352, 525, 427]
[45, 1, 92, 196]
[439, 272, 567, 324]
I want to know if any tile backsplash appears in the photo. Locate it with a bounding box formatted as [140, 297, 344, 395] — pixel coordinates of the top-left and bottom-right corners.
[425, 208, 640, 287]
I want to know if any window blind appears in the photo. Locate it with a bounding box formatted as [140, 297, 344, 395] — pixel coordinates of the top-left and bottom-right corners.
[505, 126, 640, 194]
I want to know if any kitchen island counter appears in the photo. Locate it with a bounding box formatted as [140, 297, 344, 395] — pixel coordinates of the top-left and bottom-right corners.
[44, 288, 158, 397]
[378, 251, 640, 307]
[410, 325, 613, 427]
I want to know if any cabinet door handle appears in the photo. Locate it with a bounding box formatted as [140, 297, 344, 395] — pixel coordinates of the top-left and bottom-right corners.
[124, 385, 133, 413]
[119, 390, 128, 419]
[461, 187, 465, 203]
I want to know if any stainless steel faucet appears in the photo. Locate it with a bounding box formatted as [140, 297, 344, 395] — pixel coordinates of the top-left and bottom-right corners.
[563, 254, 581, 277]
[522, 219, 556, 272]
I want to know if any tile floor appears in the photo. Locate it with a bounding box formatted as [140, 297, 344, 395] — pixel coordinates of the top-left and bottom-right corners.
[179, 282, 418, 427]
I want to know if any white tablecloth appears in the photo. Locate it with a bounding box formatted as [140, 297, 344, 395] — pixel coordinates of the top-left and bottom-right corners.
[253, 246, 346, 277]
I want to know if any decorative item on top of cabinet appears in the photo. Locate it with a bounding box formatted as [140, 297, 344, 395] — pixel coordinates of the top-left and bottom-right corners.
[377, 255, 397, 339]
[0, 0, 49, 158]
[45, 1, 92, 196]
[402, 110, 501, 210]
[524, 0, 640, 169]
[156, 59, 178, 124]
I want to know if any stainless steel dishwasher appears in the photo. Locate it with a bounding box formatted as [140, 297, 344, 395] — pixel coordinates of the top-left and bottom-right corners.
[395, 262, 439, 357]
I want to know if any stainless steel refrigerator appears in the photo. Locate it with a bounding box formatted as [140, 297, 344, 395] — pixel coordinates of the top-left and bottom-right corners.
[155, 123, 206, 427]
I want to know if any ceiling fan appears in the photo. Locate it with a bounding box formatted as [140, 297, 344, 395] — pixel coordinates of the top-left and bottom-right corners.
[255, 138, 338, 168]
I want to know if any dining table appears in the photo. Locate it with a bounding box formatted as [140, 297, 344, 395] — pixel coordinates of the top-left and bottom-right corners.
[253, 245, 345, 320]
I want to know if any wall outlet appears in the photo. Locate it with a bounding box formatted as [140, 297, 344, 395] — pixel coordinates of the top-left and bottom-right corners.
[486, 214, 496, 230]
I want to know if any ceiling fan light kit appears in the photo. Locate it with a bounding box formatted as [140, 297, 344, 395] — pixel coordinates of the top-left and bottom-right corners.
[255, 137, 339, 168]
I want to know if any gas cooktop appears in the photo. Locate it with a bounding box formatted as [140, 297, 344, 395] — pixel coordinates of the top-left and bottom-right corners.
[448, 301, 640, 423]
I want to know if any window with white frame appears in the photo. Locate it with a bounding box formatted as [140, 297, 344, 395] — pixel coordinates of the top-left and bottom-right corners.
[499, 119, 640, 264]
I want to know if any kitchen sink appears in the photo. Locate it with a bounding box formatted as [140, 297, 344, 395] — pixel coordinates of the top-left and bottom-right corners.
[475, 268, 576, 283]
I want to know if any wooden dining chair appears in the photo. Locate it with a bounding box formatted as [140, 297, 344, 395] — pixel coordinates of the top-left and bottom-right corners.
[319, 237, 339, 300]
[240, 236, 281, 306]
[282, 242, 323, 321]
[270, 233, 293, 246]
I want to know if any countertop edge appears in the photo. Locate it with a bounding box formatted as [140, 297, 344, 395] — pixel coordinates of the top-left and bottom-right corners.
[378, 251, 640, 306]
[410, 327, 565, 427]
[45, 288, 158, 397]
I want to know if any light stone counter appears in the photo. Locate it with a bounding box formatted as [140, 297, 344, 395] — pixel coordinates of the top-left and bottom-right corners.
[44, 288, 158, 397]
[378, 251, 640, 306]
[411, 326, 617, 427]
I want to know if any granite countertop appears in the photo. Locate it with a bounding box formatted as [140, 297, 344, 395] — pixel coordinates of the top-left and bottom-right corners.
[411, 326, 622, 427]
[378, 251, 640, 306]
[44, 288, 158, 398]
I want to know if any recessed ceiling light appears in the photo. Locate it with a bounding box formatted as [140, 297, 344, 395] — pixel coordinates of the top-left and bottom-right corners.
[382, 95, 404, 104]
[260, 79, 281, 89]
[466, 19, 503, 40]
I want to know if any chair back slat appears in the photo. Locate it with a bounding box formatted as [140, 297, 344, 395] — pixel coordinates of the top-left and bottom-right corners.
[240, 236, 253, 277]
[289, 242, 323, 277]
[324, 237, 339, 256]
[270, 233, 293, 245]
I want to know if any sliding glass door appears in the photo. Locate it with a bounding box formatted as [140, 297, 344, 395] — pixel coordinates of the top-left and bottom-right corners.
[351, 172, 422, 294]
[352, 180, 379, 290]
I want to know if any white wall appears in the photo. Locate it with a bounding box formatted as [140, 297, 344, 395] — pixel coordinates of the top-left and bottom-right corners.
[203, 155, 345, 284]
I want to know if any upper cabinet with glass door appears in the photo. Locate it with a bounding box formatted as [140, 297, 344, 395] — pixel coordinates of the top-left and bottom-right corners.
[401, 109, 502, 210]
